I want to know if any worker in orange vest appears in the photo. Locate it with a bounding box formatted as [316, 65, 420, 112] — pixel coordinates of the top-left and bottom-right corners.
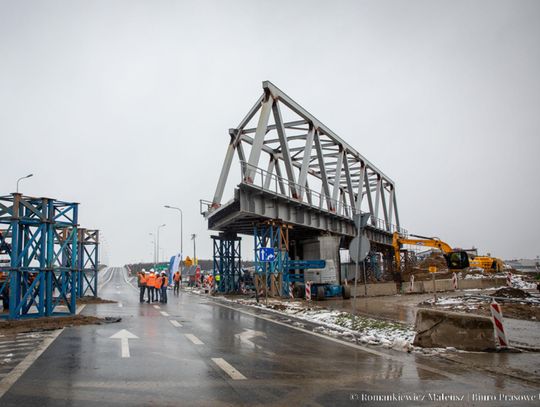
[160, 271, 169, 304]
[173, 270, 181, 295]
[138, 269, 147, 303]
[146, 270, 156, 303]
[154, 272, 162, 303]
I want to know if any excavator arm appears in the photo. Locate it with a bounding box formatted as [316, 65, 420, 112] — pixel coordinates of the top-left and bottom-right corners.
[393, 232, 469, 271]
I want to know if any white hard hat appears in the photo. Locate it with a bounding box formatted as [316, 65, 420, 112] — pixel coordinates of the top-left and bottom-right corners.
[142, 268, 146, 272]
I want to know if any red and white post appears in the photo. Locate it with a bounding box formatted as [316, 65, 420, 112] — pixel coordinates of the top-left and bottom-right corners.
[490, 299, 508, 348]
[506, 272, 513, 287]
[409, 275, 415, 293]
[289, 282, 294, 300]
[305, 281, 312, 301]
[452, 272, 458, 290]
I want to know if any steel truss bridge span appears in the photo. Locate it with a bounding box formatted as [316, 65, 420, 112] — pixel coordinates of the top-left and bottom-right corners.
[203, 81, 404, 247]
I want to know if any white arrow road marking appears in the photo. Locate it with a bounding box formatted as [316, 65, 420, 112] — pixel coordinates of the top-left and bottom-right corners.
[160, 311, 169, 317]
[169, 320, 182, 327]
[153, 305, 160, 309]
[184, 334, 204, 345]
[212, 358, 246, 380]
[235, 329, 275, 356]
[110, 329, 138, 358]
[118, 302, 123, 308]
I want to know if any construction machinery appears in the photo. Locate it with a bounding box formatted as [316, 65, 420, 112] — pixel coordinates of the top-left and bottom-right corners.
[392, 232, 470, 271]
[469, 256, 505, 272]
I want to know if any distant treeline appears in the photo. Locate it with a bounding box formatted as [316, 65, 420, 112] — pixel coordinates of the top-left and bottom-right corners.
[125, 260, 254, 275]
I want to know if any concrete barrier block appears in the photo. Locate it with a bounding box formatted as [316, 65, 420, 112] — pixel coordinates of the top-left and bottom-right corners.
[421, 279, 455, 292]
[458, 277, 506, 290]
[413, 308, 496, 351]
[351, 282, 397, 297]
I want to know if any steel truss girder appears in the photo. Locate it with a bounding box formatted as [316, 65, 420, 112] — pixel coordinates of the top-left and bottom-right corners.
[209, 81, 402, 239]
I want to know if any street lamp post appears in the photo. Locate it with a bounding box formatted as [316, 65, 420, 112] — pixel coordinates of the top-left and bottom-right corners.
[164, 205, 183, 259]
[149, 233, 156, 264]
[191, 234, 197, 265]
[16, 173, 33, 193]
[156, 224, 166, 265]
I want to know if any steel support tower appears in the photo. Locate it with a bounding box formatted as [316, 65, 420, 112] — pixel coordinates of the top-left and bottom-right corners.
[77, 228, 99, 298]
[0, 193, 91, 319]
[212, 233, 241, 294]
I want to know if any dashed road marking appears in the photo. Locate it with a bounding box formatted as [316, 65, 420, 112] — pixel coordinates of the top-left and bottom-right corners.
[118, 302, 123, 308]
[212, 358, 247, 380]
[160, 311, 169, 317]
[169, 320, 182, 327]
[184, 334, 204, 345]
[153, 305, 161, 309]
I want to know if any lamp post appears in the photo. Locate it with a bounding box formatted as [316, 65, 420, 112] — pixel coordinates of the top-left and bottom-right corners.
[191, 234, 197, 265]
[149, 233, 156, 264]
[156, 224, 166, 265]
[164, 205, 183, 258]
[16, 173, 33, 193]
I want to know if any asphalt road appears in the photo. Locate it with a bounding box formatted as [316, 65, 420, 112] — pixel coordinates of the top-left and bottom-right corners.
[0, 267, 537, 406]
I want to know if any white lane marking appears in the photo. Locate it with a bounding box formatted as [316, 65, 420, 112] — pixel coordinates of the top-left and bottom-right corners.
[109, 329, 139, 358]
[184, 334, 204, 345]
[153, 305, 161, 309]
[211, 358, 247, 380]
[0, 304, 86, 398]
[118, 302, 123, 308]
[212, 301, 467, 384]
[121, 267, 139, 292]
[160, 311, 169, 317]
[169, 320, 182, 328]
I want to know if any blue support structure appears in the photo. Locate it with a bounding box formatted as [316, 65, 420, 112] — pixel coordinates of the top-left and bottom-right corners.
[77, 229, 99, 298]
[212, 233, 241, 294]
[0, 193, 93, 320]
[253, 222, 290, 297]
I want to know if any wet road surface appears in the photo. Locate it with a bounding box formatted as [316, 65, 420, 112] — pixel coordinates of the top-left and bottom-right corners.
[0, 267, 538, 406]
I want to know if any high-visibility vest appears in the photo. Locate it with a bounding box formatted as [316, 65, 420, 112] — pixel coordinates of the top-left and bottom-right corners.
[173, 272, 180, 282]
[147, 273, 156, 287]
[163, 276, 169, 286]
[155, 276, 162, 289]
[139, 274, 147, 285]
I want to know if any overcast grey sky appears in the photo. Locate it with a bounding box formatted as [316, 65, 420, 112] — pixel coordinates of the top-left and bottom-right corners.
[1, 0, 539, 265]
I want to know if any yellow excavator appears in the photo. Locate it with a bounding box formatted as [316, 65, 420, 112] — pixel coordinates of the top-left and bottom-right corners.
[392, 232, 470, 271]
[469, 256, 504, 272]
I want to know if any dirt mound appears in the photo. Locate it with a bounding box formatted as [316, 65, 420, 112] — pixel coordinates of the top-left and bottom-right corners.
[77, 296, 116, 304]
[417, 253, 448, 270]
[491, 287, 531, 299]
[0, 315, 120, 335]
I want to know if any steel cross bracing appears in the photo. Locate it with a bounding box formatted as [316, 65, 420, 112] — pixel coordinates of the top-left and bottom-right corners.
[0, 193, 99, 319]
[253, 222, 290, 297]
[208, 81, 402, 239]
[77, 228, 99, 298]
[212, 234, 242, 294]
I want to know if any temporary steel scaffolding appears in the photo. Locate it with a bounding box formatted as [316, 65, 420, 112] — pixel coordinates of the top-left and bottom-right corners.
[253, 222, 290, 297]
[77, 228, 99, 298]
[212, 233, 241, 294]
[0, 193, 98, 319]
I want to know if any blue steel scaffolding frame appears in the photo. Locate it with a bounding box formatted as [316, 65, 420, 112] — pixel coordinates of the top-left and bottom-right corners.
[77, 228, 99, 297]
[212, 234, 242, 293]
[0, 193, 85, 319]
[253, 222, 290, 297]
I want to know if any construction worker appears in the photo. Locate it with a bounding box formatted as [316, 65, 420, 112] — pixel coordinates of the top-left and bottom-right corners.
[160, 271, 168, 304]
[154, 272, 162, 303]
[173, 270, 181, 295]
[146, 270, 156, 303]
[138, 269, 147, 303]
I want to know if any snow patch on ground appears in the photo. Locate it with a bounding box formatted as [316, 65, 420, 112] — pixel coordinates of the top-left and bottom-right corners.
[221, 297, 417, 352]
